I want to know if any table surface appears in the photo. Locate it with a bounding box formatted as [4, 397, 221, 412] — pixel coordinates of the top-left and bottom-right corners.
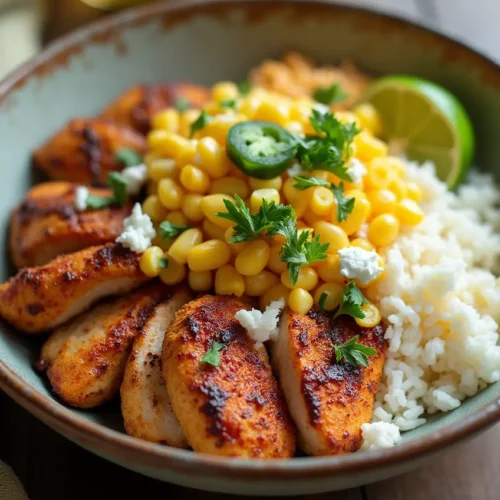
[1, 0, 500, 499]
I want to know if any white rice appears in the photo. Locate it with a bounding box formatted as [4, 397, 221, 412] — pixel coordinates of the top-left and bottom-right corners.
[369, 162, 500, 437]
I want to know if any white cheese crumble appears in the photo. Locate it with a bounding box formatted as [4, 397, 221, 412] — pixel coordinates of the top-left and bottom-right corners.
[287, 161, 306, 177]
[347, 158, 367, 184]
[361, 422, 401, 451]
[338, 246, 383, 284]
[74, 186, 89, 211]
[115, 203, 156, 253]
[121, 163, 148, 196]
[312, 103, 330, 114]
[235, 299, 285, 348]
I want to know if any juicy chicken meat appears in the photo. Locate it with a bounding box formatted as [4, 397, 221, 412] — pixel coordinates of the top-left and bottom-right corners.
[121, 288, 193, 446]
[39, 282, 170, 408]
[163, 295, 296, 458]
[272, 310, 385, 456]
[0, 243, 149, 334]
[33, 118, 147, 186]
[101, 83, 211, 134]
[10, 181, 131, 268]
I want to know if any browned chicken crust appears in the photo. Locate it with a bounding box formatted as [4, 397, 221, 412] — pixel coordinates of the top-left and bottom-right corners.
[40, 282, 170, 408]
[163, 295, 296, 458]
[101, 83, 211, 134]
[33, 118, 147, 186]
[0, 243, 149, 334]
[273, 310, 385, 456]
[10, 181, 131, 268]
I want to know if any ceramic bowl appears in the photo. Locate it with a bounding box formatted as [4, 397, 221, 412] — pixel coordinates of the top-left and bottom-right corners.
[1, 0, 499, 495]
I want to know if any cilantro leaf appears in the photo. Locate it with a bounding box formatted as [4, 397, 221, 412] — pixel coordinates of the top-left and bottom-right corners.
[216, 195, 294, 243]
[115, 148, 142, 168]
[221, 99, 237, 111]
[238, 80, 251, 96]
[86, 194, 115, 209]
[331, 182, 355, 222]
[189, 110, 213, 137]
[159, 221, 190, 241]
[313, 83, 348, 105]
[175, 98, 191, 112]
[292, 176, 330, 190]
[318, 291, 328, 312]
[85, 172, 129, 209]
[158, 257, 168, 269]
[334, 281, 368, 320]
[332, 335, 377, 367]
[200, 341, 225, 367]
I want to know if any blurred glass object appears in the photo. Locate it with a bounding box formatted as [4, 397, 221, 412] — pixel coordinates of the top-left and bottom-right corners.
[80, 0, 152, 10]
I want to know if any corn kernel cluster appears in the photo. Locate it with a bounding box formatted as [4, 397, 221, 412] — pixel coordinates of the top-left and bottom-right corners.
[140, 81, 425, 322]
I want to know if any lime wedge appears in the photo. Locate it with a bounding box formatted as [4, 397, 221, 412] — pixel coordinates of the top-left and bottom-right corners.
[361, 75, 475, 188]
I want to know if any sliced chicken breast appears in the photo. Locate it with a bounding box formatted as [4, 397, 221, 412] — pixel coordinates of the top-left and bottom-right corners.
[39, 282, 169, 408]
[10, 181, 131, 268]
[33, 118, 147, 186]
[163, 295, 296, 458]
[101, 82, 210, 134]
[121, 288, 193, 446]
[0, 243, 149, 334]
[272, 310, 385, 456]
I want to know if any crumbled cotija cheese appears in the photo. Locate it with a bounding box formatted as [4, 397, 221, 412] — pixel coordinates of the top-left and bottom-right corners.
[74, 186, 89, 211]
[121, 163, 148, 196]
[338, 246, 382, 284]
[235, 299, 284, 348]
[115, 203, 156, 253]
[347, 158, 367, 183]
[361, 422, 401, 450]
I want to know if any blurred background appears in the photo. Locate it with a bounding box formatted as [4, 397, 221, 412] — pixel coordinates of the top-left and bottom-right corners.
[0, 0, 498, 81]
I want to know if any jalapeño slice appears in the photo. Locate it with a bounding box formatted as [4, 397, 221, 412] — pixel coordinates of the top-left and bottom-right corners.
[227, 121, 297, 179]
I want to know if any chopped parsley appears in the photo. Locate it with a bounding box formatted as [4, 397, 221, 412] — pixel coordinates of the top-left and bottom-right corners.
[85, 172, 128, 209]
[158, 257, 168, 269]
[200, 341, 225, 367]
[175, 98, 191, 112]
[313, 83, 348, 105]
[334, 281, 368, 320]
[318, 291, 328, 312]
[238, 80, 251, 96]
[159, 221, 191, 241]
[221, 99, 237, 111]
[332, 335, 377, 368]
[115, 148, 142, 168]
[189, 110, 213, 137]
[293, 176, 330, 190]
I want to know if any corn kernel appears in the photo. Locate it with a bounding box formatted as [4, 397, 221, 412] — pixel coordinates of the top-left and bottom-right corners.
[210, 176, 250, 198]
[250, 188, 280, 213]
[312, 221, 349, 253]
[202, 115, 243, 145]
[214, 265, 245, 296]
[179, 109, 201, 138]
[290, 99, 313, 123]
[354, 103, 383, 137]
[212, 81, 239, 102]
[188, 270, 213, 292]
[159, 258, 186, 285]
[151, 232, 172, 251]
[139, 246, 165, 278]
[406, 182, 422, 203]
[388, 177, 408, 200]
[281, 266, 318, 291]
[158, 178, 184, 210]
[224, 227, 248, 255]
[176, 139, 198, 167]
[309, 186, 335, 216]
[187, 239, 231, 271]
[314, 282, 344, 311]
[288, 288, 314, 314]
[355, 303, 381, 327]
[147, 180, 158, 196]
[249, 176, 283, 191]
[364, 158, 394, 191]
[148, 131, 189, 158]
[148, 158, 177, 182]
[267, 243, 286, 274]
[260, 283, 290, 309]
[253, 100, 290, 125]
[285, 120, 304, 135]
[196, 137, 228, 178]
[338, 192, 371, 235]
[142, 195, 166, 222]
[181, 193, 205, 222]
[368, 214, 400, 247]
[152, 109, 179, 133]
[179, 164, 211, 193]
[350, 238, 375, 252]
[235, 240, 270, 276]
[317, 254, 343, 283]
[202, 219, 227, 240]
[201, 194, 235, 228]
[395, 198, 424, 226]
[283, 177, 311, 217]
[354, 132, 388, 162]
[367, 189, 397, 217]
[244, 270, 280, 297]
[168, 228, 203, 264]
[166, 211, 188, 226]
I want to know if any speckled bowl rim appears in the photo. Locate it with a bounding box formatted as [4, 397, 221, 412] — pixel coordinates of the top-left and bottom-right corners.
[1, 0, 500, 481]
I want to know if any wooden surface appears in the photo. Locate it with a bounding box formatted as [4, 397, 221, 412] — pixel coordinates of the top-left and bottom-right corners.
[2, 0, 500, 499]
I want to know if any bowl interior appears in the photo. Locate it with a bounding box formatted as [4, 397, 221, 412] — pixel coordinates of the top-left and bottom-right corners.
[0, 0, 499, 465]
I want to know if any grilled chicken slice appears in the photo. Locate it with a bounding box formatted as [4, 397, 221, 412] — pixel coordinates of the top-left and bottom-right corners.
[33, 118, 147, 186]
[272, 310, 385, 456]
[101, 83, 210, 134]
[121, 288, 193, 446]
[39, 282, 169, 408]
[163, 295, 296, 458]
[10, 181, 131, 268]
[0, 243, 149, 334]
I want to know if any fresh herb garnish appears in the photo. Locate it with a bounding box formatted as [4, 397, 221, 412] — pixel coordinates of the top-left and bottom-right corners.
[216, 195, 294, 243]
[115, 148, 142, 168]
[189, 110, 213, 138]
[313, 83, 348, 105]
[293, 176, 330, 190]
[85, 172, 129, 209]
[158, 257, 168, 269]
[221, 99, 237, 111]
[238, 80, 251, 96]
[334, 281, 368, 320]
[332, 335, 377, 368]
[159, 221, 191, 241]
[200, 341, 225, 367]
[318, 291, 328, 312]
[175, 98, 191, 112]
